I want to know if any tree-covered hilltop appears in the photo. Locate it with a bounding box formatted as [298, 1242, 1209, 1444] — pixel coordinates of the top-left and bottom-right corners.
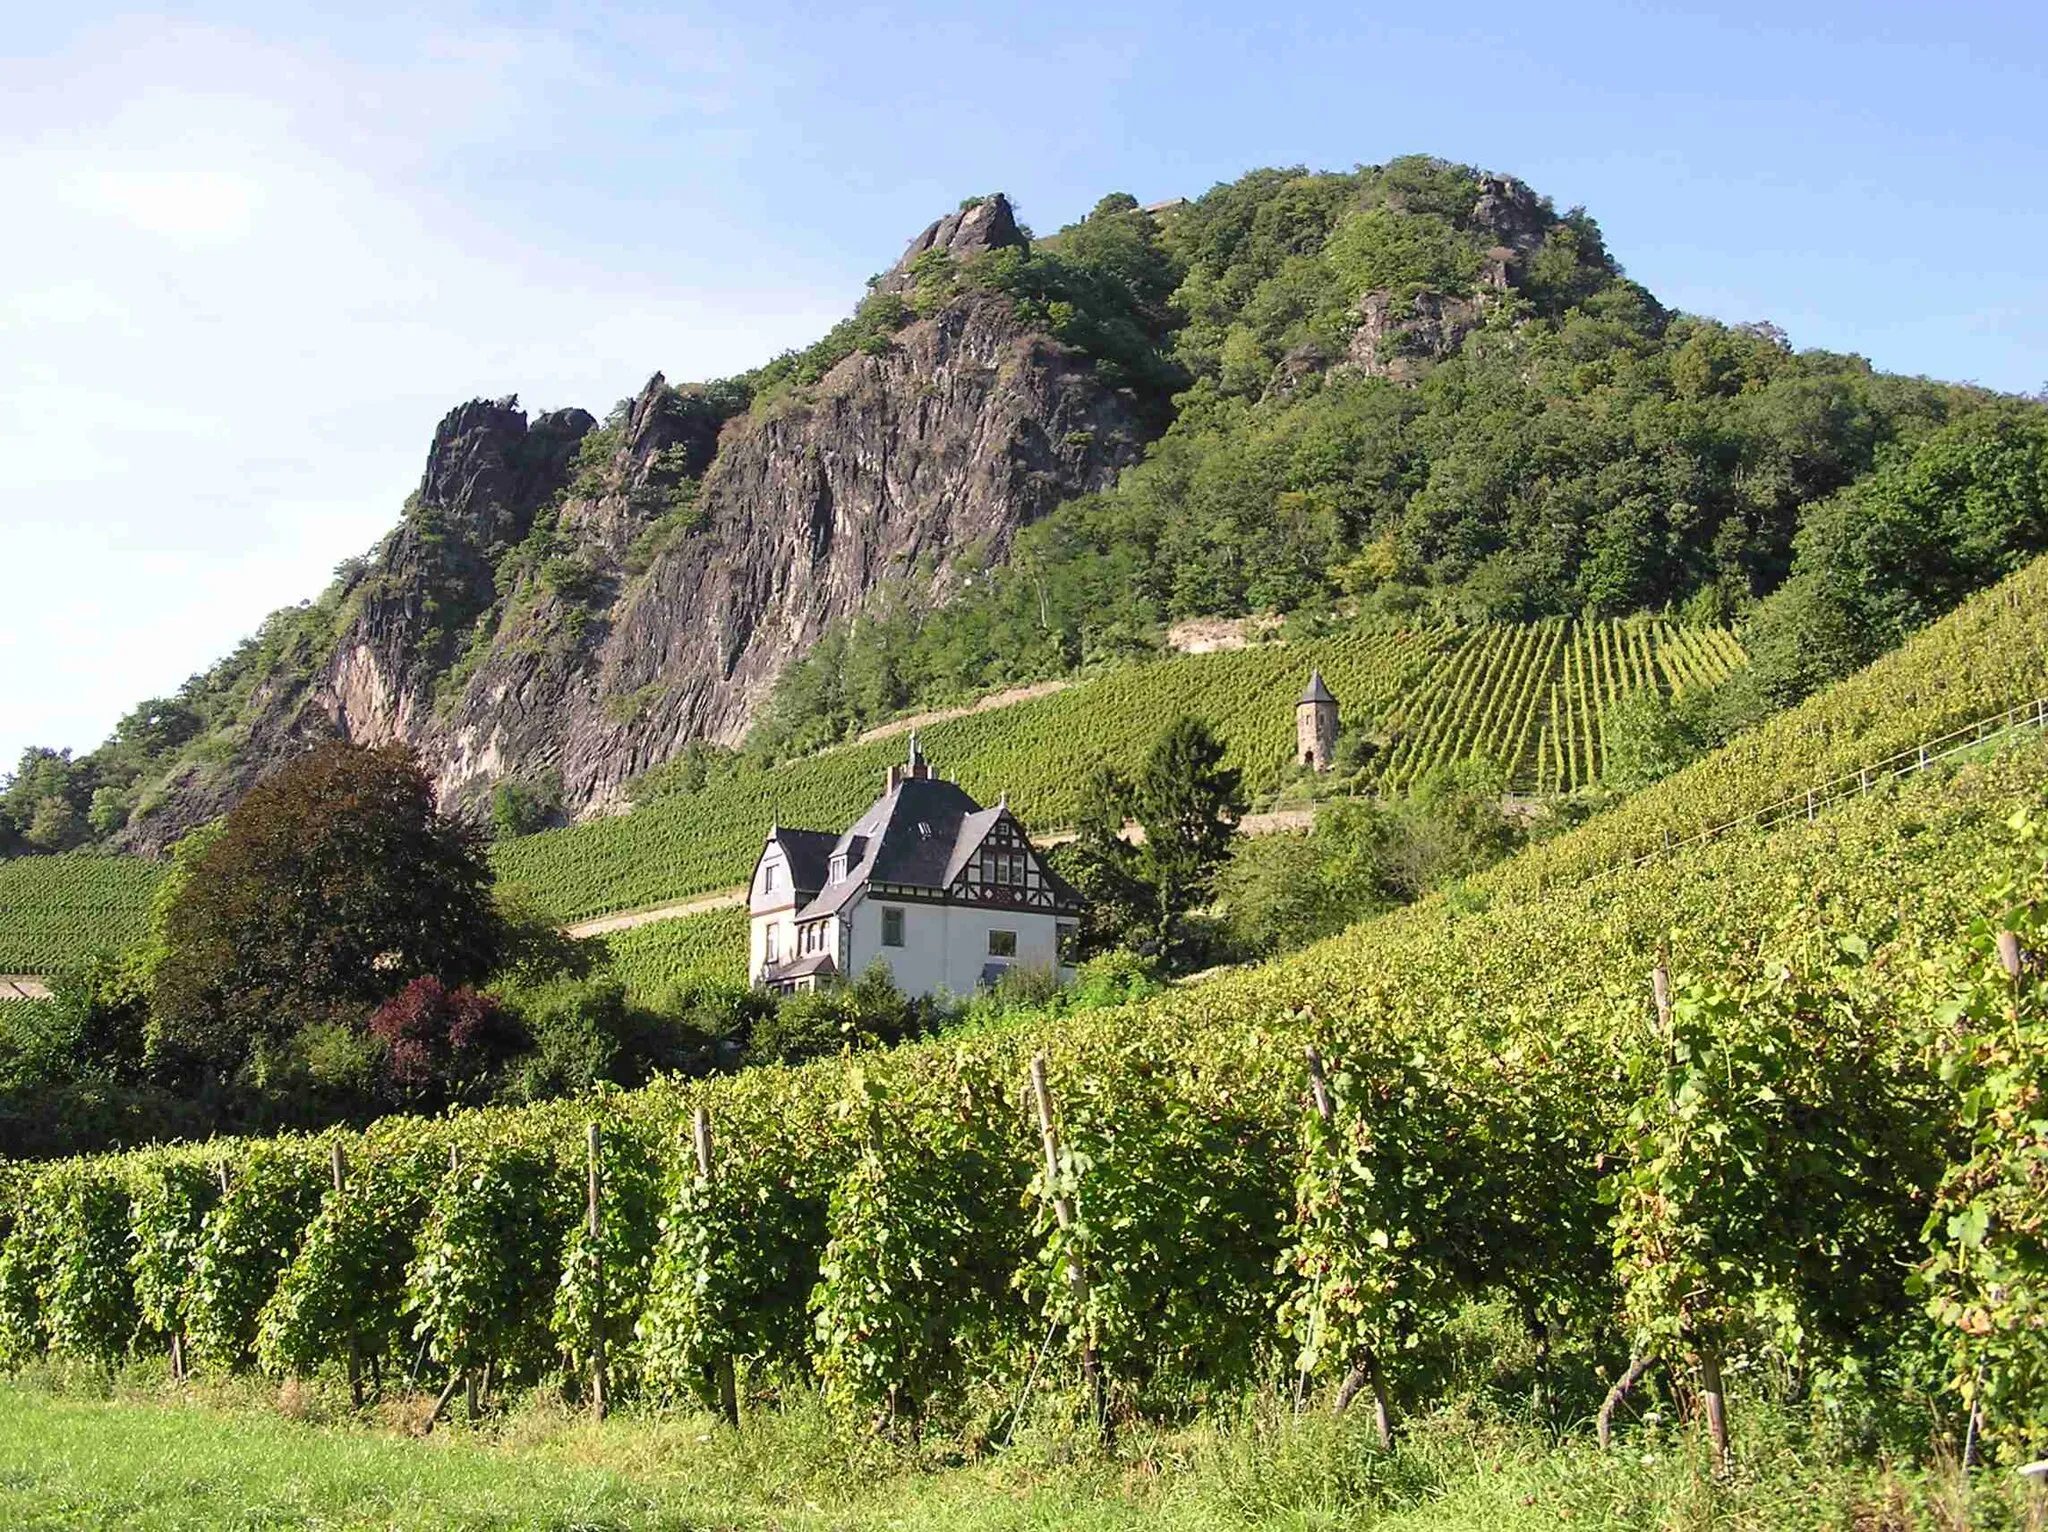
[744, 159, 2048, 759]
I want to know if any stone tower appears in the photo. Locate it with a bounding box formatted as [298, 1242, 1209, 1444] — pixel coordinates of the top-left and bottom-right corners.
[1296, 671, 1339, 772]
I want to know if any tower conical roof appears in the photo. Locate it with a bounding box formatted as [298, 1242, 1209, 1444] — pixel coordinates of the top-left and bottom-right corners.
[1298, 670, 1336, 706]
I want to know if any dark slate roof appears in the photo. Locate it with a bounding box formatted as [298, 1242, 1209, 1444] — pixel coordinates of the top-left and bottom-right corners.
[1298, 669, 1336, 706]
[767, 827, 836, 894]
[796, 775, 980, 921]
[780, 773, 1084, 921]
[764, 952, 838, 983]
[940, 804, 1008, 887]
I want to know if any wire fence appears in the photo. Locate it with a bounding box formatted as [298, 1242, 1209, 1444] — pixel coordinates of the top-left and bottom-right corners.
[1610, 694, 2048, 878]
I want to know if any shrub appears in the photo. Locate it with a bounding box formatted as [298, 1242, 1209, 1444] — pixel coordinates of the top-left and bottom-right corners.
[369, 978, 525, 1107]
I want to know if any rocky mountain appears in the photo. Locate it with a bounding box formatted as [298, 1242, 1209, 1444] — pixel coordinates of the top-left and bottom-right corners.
[118, 196, 1150, 848]
[22, 153, 2013, 864]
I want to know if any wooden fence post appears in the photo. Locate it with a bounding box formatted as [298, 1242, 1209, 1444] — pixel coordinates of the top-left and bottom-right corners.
[1030, 1054, 1102, 1428]
[694, 1108, 739, 1427]
[424, 1142, 468, 1431]
[331, 1143, 363, 1409]
[1304, 1047, 1395, 1450]
[1698, 1348, 1730, 1471]
[587, 1122, 607, 1422]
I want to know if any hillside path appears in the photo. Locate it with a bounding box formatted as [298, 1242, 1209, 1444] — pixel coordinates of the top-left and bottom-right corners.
[854, 679, 1074, 745]
[564, 889, 748, 939]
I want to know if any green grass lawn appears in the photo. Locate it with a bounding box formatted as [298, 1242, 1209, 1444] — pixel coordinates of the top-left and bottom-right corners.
[0, 1375, 2034, 1531]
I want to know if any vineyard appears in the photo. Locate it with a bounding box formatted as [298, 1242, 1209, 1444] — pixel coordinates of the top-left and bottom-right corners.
[5, 560, 2048, 1465]
[598, 907, 749, 998]
[496, 617, 1743, 924]
[0, 854, 164, 974]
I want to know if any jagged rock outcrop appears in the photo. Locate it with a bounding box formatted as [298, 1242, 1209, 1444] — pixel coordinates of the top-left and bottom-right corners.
[332, 399, 596, 737]
[437, 290, 1144, 818]
[874, 194, 1025, 292]
[1345, 289, 1489, 382]
[1469, 173, 1550, 288]
[122, 213, 1148, 848]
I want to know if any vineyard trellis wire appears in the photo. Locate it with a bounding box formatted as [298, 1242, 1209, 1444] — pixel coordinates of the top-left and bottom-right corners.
[1606, 693, 2048, 881]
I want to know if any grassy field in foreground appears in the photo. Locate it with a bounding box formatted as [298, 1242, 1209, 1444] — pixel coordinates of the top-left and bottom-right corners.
[0, 1377, 2033, 1532]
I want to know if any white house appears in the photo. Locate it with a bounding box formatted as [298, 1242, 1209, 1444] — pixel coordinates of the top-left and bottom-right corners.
[747, 737, 1084, 998]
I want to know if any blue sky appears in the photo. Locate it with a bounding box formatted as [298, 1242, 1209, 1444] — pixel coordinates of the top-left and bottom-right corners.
[3, 0, 2044, 767]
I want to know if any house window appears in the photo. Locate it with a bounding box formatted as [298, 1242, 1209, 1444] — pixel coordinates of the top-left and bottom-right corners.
[764, 925, 779, 963]
[764, 863, 778, 893]
[1057, 922, 1077, 962]
[988, 929, 1017, 958]
[881, 907, 905, 947]
[830, 853, 847, 882]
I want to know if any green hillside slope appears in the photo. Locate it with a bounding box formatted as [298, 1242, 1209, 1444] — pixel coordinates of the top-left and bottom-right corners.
[0, 855, 164, 973]
[597, 907, 750, 995]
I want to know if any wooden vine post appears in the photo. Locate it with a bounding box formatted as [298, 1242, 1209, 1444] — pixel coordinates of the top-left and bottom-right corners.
[695, 1107, 739, 1427]
[1601, 963, 1674, 1452]
[331, 1143, 363, 1409]
[1030, 1053, 1102, 1427]
[587, 1122, 607, 1421]
[1648, 961, 1729, 1470]
[425, 1143, 465, 1433]
[1304, 1046, 1395, 1450]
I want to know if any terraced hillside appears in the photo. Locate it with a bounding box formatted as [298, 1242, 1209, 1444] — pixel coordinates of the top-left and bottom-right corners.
[496, 616, 1742, 923]
[597, 907, 750, 996]
[0, 855, 164, 974]
[10, 559, 2048, 1464]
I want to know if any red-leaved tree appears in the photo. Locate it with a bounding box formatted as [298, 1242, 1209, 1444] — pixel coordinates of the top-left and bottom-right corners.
[369, 977, 523, 1106]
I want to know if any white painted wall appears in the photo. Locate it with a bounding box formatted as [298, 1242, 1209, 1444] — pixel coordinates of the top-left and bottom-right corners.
[748, 844, 802, 984]
[846, 895, 1063, 1000]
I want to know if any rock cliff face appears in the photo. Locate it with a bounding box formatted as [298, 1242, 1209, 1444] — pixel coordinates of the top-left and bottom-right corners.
[123, 200, 1148, 848]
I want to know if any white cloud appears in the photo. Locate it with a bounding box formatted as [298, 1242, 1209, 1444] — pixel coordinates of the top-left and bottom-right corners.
[0, 16, 848, 768]
[62, 167, 269, 245]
